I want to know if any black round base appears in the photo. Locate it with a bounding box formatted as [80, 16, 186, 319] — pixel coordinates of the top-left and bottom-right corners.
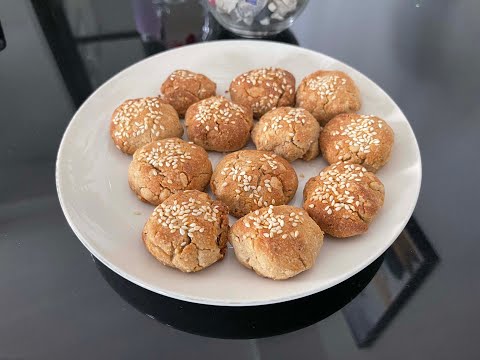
[94, 255, 383, 339]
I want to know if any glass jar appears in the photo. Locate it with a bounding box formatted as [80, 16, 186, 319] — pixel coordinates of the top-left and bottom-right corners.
[203, 0, 309, 37]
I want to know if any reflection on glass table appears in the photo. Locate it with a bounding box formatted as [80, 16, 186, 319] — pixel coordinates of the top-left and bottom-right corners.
[0, 19, 6, 51]
[342, 218, 438, 347]
[93, 253, 383, 339]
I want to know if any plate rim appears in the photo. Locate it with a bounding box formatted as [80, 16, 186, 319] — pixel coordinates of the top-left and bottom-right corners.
[56, 40, 422, 306]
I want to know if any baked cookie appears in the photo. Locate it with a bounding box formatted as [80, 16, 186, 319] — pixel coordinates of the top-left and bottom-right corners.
[128, 138, 212, 205]
[252, 107, 321, 162]
[185, 96, 253, 152]
[210, 150, 298, 218]
[160, 70, 216, 117]
[296, 70, 361, 126]
[110, 97, 183, 154]
[229, 205, 324, 280]
[229, 67, 295, 119]
[143, 190, 229, 273]
[303, 163, 385, 238]
[319, 113, 394, 172]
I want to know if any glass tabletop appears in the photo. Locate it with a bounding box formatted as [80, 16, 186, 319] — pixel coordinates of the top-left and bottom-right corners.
[0, 0, 478, 358]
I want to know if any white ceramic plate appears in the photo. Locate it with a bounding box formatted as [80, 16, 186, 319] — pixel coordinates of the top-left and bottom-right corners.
[56, 41, 421, 306]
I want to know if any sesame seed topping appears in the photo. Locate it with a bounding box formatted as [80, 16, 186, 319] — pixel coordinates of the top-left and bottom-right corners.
[244, 205, 304, 238]
[154, 195, 219, 237]
[305, 74, 348, 101]
[307, 163, 368, 216]
[112, 97, 168, 144]
[216, 152, 287, 209]
[233, 67, 294, 114]
[334, 115, 384, 159]
[193, 96, 247, 131]
[259, 106, 312, 137]
[138, 139, 192, 169]
[168, 69, 197, 81]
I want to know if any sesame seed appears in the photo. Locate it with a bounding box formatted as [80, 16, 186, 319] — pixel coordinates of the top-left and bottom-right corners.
[245, 206, 304, 238]
[139, 139, 192, 171]
[155, 195, 219, 236]
[235, 67, 292, 114]
[218, 153, 284, 209]
[308, 163, 368, 216]
[193, 96, 247, 133]
[112, 97, 169, 142]
[333, 115, 385, 158]
[305, 74, 346, 101]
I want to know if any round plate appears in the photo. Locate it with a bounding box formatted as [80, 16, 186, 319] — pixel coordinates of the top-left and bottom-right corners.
[56, 40, 421, 306]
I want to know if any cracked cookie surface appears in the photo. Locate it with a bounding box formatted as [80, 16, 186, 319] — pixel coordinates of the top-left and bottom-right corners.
[296, 70, 361, 126]
[210, 150, 298, 218]
[319, 113, 394, 172]
[303, 163, 384, 238]
[229, 67, 295, 119]
[110, 97, 183, 154]
[229, 205, 323, 280]
[160, 70, 216, 117]
[252, 107, 321, 162]
[143, 190, 229, 272]
[128, 138, 212, 205]
[185, 96, 253, 152]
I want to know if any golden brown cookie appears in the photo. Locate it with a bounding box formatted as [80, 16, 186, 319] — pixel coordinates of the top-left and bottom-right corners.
[160, 70, 216, 117]
[110, 97, 183, 155]
[229, 67, 295, 119]
[296, 70, 361, 126]
[143, 190, 229, 273]
[229, 205, 324, 280]
[319, 113, 394, 172]
[303, 163, 385, 238]
[185, 96, 253, 152]
[252, 107, 321, 162]
[128, 138, 212, 205]
[210, 150, 298, 218]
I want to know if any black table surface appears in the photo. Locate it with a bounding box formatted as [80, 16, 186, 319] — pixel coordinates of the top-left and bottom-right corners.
[0, 0, 479, 359]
